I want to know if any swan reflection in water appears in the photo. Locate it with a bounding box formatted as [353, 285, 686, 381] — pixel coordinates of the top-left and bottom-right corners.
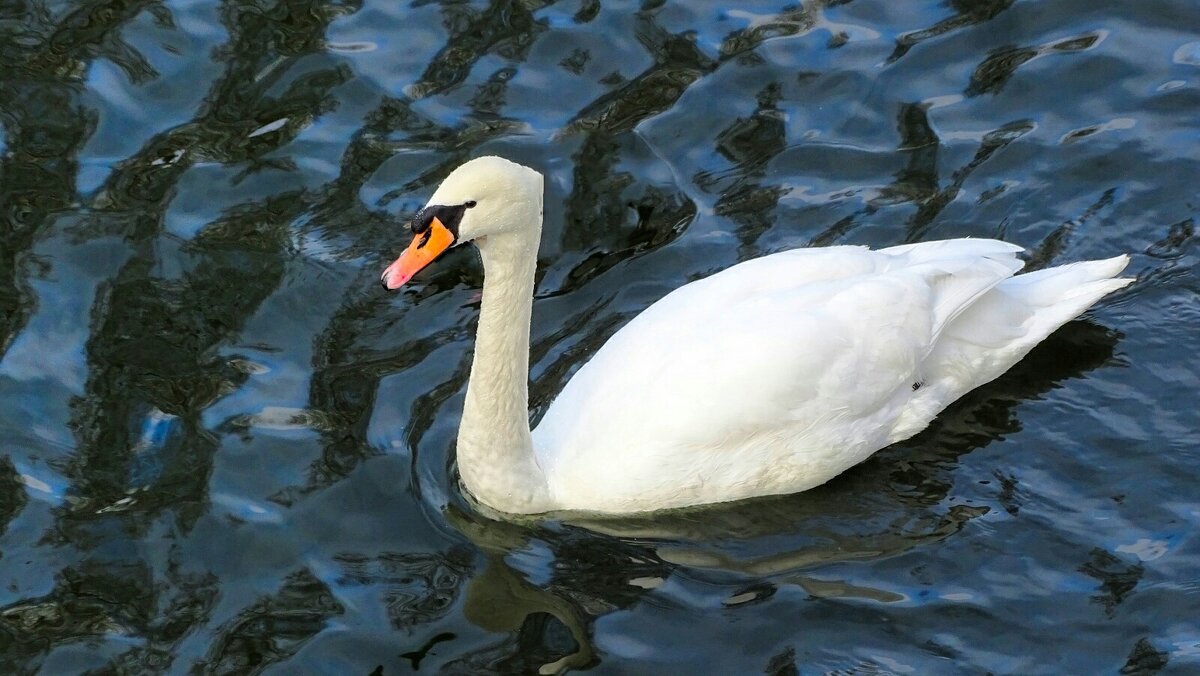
[409, 319, 1121, 672]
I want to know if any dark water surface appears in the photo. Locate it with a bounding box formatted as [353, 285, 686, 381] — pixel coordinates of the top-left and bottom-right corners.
[1, 0, 1198, 673]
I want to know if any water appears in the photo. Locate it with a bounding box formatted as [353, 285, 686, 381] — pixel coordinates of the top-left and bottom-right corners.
[1, 0, 1197, 673]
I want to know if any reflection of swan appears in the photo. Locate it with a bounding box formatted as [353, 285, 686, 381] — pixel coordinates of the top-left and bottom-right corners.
[381, 156, 1131, 516]
[423, 322, 1124, 670]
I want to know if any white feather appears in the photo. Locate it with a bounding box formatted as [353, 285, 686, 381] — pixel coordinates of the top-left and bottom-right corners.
[532, 241, 1130, 513]
[396, 157, 1133, 516]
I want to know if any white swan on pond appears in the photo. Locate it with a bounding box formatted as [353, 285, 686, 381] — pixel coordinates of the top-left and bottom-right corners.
[381, 156, 1131, 516]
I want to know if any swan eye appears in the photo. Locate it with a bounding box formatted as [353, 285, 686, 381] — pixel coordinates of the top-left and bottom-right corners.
[464, 200, 477, 208]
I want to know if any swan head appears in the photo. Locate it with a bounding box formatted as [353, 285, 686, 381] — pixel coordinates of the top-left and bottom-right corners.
[381, 156, 543, 290]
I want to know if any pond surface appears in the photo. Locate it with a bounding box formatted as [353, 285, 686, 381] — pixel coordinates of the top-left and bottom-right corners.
[1, 0, 1198, 673]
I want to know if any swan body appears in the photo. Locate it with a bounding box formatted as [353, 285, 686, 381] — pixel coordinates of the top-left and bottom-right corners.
[382, 156, 1132, 515]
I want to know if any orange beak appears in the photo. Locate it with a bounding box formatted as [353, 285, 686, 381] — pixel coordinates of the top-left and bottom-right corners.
[381, 217, 456, 290]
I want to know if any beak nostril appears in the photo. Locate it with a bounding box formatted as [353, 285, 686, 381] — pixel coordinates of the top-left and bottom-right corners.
[382, 217, 453, 292]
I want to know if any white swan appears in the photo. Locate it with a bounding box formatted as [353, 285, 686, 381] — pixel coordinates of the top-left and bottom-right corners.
[381, 156, 1132, 515]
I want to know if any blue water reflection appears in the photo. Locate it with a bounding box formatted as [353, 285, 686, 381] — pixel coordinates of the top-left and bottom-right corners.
[0, 0, 1197, 673]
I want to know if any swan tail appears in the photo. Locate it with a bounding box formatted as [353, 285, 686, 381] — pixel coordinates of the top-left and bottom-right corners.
[973, 253, 1132, 379]
[891, 255, 1132, 444]
[1001, 255, 1133, 342]
[931, 255, 1128, 386]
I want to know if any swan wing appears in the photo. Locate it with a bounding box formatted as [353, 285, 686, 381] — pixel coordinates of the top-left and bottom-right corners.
[532, 239, 1025, 511]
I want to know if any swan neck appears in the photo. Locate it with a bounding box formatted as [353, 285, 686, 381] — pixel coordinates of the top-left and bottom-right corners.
[458, 227, 551, 513]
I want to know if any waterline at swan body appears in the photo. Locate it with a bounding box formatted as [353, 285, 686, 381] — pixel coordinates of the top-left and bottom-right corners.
[381, 156, 1132, 516]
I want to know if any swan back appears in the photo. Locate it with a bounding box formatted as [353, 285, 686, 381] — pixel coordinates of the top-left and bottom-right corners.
[532, 239, 1129, 513]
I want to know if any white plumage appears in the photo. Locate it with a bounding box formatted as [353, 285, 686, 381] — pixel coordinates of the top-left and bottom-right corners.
[533, 240, 1130, 512]
[383, 157, 1132, 516]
